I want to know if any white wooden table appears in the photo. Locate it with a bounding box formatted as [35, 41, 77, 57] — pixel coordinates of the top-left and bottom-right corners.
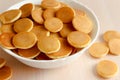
[0, 0, 120, 80]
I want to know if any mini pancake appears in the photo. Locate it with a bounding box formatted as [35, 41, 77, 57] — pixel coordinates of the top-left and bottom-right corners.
[72, 16, 93, 33]
[12, 32, 37, 49]
[60, 23, 75, 38]
[108, 39, 120, 55]
[18, 45, 40, 59]
[0, 58, 6, 68]
[67, 31, 91, 48]
[31, 8, 44, 24]
[89, 42, 109, 58]
[43, 8, 56, 20]
[14, 18, 33, 33]
[20, 3, 35, 18]
[0, 33, 15, 49]
[50, 32, 61, 38]
[46, 38, 73, 59]
[36, 53, 51, 60]
[1, 24, 14, 33]
[41, 0, 60, 9]
[74, 9, 86, 16]
[0, 9, 21, 24]
[30, 25, 50, 40]
[37, 36, 60, 54]
[56, 7, 75, 23]
[103, 30, 120, 42]
[44, 18, 63, 32]
[96, 60, 118, 78]
[0, 66, 12, 80]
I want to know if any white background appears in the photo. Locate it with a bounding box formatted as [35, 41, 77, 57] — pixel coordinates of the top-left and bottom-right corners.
[0, 0, 120, 80]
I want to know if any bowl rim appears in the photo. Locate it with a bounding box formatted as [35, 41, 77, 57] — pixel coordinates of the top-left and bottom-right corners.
[0, 0, 100, 63]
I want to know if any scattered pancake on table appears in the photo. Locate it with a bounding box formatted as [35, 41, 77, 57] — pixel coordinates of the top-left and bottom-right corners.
[0, 0, 94, 60]
[89, 42, 109, 58]
[103, 30, 120, 42]
[0, 66, 12, 80]
[0, 57, 12, 80]
[89, 30, 120, 79]
[89, 30, 120, 58]
[96, 60, 118, 78]
[0, 57, 6, 68]
[108, 38, 120, 55]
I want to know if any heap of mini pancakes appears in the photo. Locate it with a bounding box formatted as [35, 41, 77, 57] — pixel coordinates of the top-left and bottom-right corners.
[0, 57, 12, 80]
[0, 0, 93, 60]
[89, 30, 120, 78]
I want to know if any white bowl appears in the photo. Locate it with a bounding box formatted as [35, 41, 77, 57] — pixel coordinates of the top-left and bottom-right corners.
[0, 0, 100, 69]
